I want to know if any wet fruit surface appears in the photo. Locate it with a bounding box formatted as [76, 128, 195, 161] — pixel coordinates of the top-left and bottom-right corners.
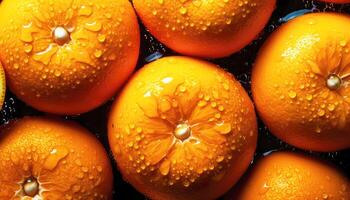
[226, 152, 350, 200]
[0, 117, 113, 199]
[252, 13, 350, 152]
[133, 0, 276, 58]
[0, 61, 5, 109]
[108, 56, 258, 200]
[0, 0, 349, 199]
[0, 0, 140, 114]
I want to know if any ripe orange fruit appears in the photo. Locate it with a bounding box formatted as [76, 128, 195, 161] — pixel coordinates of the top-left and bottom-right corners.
[133, 0, 276, 58]
[0, 0, 140, 115]
[0, 117, 113, 199]
[0, 61, 5, 109]
[252, 13, 350, 152]
[226, 152, 350, 200]
[108, 56, 258, 200]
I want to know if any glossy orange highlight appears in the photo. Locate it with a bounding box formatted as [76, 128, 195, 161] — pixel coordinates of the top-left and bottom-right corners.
[133, 0, 276, 58]
[0, 117, 113, 199]
[0, 0, 140, 114]
[252, 13, 350, 152]
[227, 152, 350, 200]
[108, 56, 258, 200]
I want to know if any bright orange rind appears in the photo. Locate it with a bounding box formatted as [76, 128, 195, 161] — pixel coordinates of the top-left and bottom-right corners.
[109, 56, 258, 200]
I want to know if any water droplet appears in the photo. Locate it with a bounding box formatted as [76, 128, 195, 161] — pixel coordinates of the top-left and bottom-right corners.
[306, 94, 313, 101]
[138, 93, 159, 118]
[73, 50, 94, 66]
[76, 172, 84, 179]
[128, 141, 134, 148]
[43, 146, 69, 170]
[81, 166, 89, 172]
[179, 7, 187, 15]
[24, 44, 33, 53]
[97, 34, 106, 43]
[13, 63, 19, 70]
[198, 100, 207, 107]
[33, 43, 58, 65]
[72, 184, 81, 192]
[259, 183, 270, 195]
[159, 160, 170, 176]
[183, 180, 190, 187]
[317, 109, 325, 117]
[75, 159, 82, 166]
[218, 105, 225, 111]
[215, 113, 221, 119]
[327, 104, 335, 112]
[322, 194, 329, 199]
[215, 122, 231, 135]
[223, 83, 229, 90]
[20, 23, 35, 43]
[79, 5, 92, 16]
[65, 194, 73, 200]
[179, 85, 187, 92]
[340, 40, 347, 47]
[54, 70, 62, 77]
[159, 99, 171, 112]
[216, 156, 224, 163]
[97, 165, 103, 173]
[315, 127, 322, 133]
[94, 49, 103, 58]
[84, 21, 102, 32]
[288, 91, 297, 99]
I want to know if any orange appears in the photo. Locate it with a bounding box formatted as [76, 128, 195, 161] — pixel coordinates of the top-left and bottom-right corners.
[133, 0, 276, 58]
[108, 56, 258, 200]
[0, 0, 140, 115]
[252, 13, 350, 152]
[226, 152, 350, 200]
[0, 117, 113, 199]
[0, 61, 5, 109]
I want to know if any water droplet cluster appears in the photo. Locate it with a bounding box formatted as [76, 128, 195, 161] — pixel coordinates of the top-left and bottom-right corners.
[0, 0, 139, 113]
[110, 57, 257, 190]
[143, 0, 258, 35]
[277, 39, 350, 134]
[0, 118, 111, 199]
[133, 0, 274, 57]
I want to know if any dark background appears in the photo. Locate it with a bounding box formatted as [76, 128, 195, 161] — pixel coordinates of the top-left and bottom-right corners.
[0, 0, 349, 199]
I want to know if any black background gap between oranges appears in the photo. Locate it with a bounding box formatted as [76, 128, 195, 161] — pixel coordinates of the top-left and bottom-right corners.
[0, 0, 349, 199]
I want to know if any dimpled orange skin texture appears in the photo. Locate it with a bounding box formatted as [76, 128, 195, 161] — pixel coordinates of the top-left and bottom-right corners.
[226, 152, 350, 200]
[0, 0, 140, 115]
[0, 61, 5, 109]
[0, 117, 113, 199]
[252, 13, 350, 152]
[108, 56, 258, 200]
[133, 0, 276, 58]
